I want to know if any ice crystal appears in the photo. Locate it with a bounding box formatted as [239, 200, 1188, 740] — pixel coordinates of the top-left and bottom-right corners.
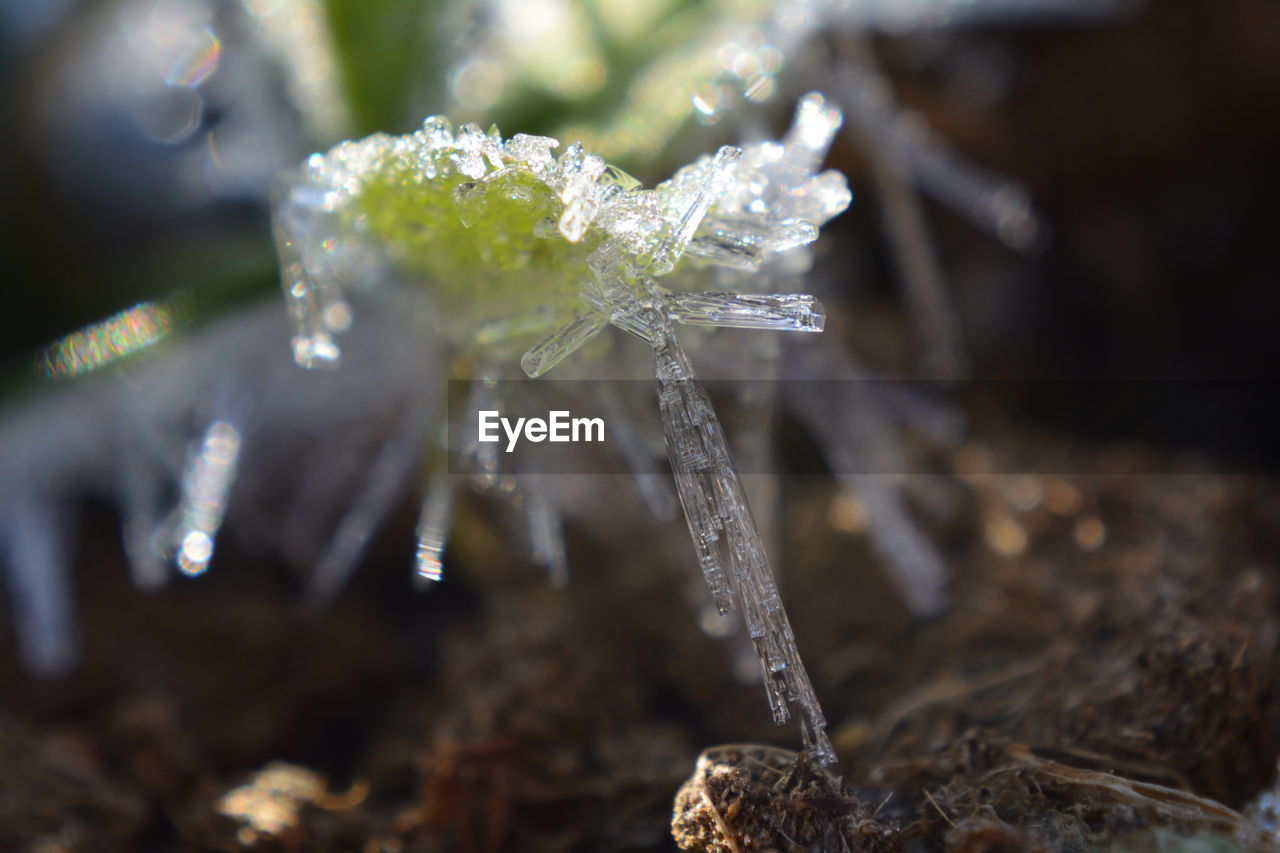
[271, 96, 852, 763]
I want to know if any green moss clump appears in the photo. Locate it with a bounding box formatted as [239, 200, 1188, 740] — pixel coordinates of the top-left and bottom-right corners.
[354, 153, 605, 333]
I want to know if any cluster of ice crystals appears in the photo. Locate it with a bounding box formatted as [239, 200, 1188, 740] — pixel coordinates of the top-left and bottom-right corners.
[686, 94, 851, 273]
[503, 133, 558, 175]
[269, 95, 851, 763]
[518, 101, 848, 373]
[273, 95, 850, 379]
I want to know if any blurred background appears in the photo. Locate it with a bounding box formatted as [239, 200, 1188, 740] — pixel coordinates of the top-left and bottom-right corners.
[1, 0, 1279, 850]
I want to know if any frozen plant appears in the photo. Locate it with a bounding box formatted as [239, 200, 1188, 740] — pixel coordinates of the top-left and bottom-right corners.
[271, 95, 853, 763]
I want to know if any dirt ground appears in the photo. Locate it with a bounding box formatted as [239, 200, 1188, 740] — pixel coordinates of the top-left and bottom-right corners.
[2, 406, 1277, 852]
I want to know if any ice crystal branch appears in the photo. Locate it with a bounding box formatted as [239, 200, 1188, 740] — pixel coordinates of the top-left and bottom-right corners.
[655, 323, 833, 761]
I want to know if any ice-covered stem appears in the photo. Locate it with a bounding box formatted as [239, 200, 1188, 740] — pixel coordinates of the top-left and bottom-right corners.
[651, 312, 835, 765]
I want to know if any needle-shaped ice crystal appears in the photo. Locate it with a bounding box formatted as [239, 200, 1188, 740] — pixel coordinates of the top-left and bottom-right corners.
[652, 146, 742, 274]
[652, 319, 835, 764]
[521, 313, 608, 379]
[169, 420, 241, 577]
[665, 291, 826, 333]
[1, 502, 77, 675]
[832, 61, 1041, 250]
[414, 474, 457, 587]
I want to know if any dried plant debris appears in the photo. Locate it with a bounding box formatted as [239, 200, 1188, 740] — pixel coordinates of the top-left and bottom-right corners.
[0, 713, 148, 851]
[672, 744, 901, 853]
[215, 761, 367, 850]
[943, 816, 1056, 853]
[825, 453, 1280, 850]
[858, 460, 1280, 805]
[374, 570, 699, 852]
[872, 735, 1272, 852]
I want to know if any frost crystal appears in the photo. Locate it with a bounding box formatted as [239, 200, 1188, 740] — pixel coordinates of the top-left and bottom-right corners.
[271, 95, 851, 762]
[168, 420, 241, 577]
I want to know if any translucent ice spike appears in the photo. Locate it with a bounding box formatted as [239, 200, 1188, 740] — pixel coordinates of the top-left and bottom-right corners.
[526, 483, 569, 589]
[460, 377, 502, 486]
[271, 178, 345, 368]
[784, 93, 845, 173]
[521, 312, 608, 378]
[172, 420, 241, 577]
[117, 458, 168, 591]
[592, 384, 678, 520]
[854, 476, 950, 618]
[413, 474, 457, 587]
[871, 155, 968, 379]
[305, 407, 421, 609]
[653, 322, 835, 765]
[687, 219, 819, 270]
[833, 62, 1041, 250]
[651, 146, 741, 274]
[784, 370, 951, 618]
[653, 334, 733, 614]
[665, 291, 826, 333]
[1, 502, 77, 675]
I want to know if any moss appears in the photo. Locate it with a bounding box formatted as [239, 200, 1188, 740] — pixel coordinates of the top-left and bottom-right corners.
[351, 149, 662, 334]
